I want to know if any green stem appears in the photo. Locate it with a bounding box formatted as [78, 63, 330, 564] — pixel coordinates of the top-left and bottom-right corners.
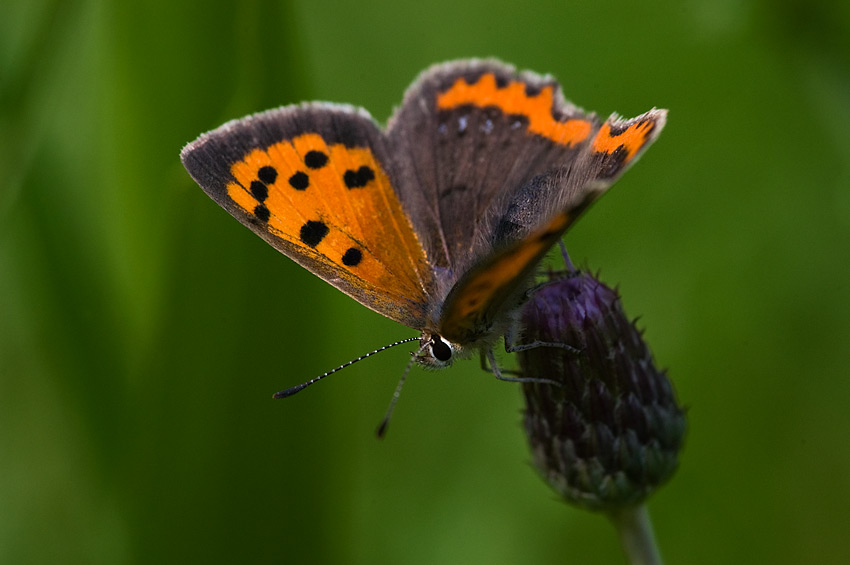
[608, 505, 662, 565]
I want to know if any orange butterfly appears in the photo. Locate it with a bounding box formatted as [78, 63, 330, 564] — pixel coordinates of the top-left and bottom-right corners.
[182, 59, 664, 395]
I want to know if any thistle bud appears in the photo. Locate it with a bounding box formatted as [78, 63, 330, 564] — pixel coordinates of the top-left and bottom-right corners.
[519, 268, 686, 511]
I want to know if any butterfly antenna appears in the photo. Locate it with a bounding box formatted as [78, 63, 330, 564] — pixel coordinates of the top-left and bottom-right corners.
[273, 337, 419, 399]
[375, 342, 428, 439]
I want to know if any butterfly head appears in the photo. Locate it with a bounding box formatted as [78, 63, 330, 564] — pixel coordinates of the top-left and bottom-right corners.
[415, 332, 461, 368]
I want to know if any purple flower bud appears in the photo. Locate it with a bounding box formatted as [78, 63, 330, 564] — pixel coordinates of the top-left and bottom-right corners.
[519, 269, 686, 510]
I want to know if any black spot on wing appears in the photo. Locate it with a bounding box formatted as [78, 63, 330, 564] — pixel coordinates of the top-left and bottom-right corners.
[342, 247, 362, 266]
[250, 180, 268, 201]
[343, 166, 375, 189]
[289, 172, 309, 190]
[304, 150, 328, 169]
[254, 204, 270, 222]
[257, 166, 277, 184]
[300, 220, 329, 247]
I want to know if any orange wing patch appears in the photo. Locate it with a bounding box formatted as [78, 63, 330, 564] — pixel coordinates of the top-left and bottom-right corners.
[225, 133, 430, 304]
[436, 72, 592, 146]
[438, 212, 572, 344]
[591, 119, 657, 164]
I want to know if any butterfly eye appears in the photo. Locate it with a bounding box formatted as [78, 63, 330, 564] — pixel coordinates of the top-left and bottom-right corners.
[431, 335, 453, 362]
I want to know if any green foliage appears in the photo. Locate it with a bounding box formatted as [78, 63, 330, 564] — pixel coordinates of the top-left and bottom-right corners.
[2, 0, 849, 562]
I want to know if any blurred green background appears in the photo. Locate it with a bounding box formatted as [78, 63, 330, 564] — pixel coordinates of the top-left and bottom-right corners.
[2, 0, 849, 563]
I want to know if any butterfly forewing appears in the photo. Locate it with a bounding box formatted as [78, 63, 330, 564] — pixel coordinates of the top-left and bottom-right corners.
[387, 60, 605, 275]
[182, 104, 434, 328]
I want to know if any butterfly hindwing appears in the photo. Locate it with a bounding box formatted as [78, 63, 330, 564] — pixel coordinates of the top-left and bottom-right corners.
[437, 109, 667, 346]
[437, 212, 572, 345]
[181, 104, 433, 328]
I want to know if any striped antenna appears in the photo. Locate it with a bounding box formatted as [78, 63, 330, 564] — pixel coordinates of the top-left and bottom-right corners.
[376, 341, 429, 439]
[273, 337, 420, 399]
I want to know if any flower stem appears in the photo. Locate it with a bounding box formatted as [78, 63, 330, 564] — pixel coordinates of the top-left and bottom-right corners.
[608, 505, 663, 565]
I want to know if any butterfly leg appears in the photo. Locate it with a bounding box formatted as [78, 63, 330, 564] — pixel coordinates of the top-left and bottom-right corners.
[484, 349, 562, 387]
[508, 239, 585, 355]
[558, 239, 573, 269]
[504, 324, 581, 355]
[480, 351, 521, 376]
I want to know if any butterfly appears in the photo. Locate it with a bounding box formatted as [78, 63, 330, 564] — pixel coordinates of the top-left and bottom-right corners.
[181, 59, 665, 383]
